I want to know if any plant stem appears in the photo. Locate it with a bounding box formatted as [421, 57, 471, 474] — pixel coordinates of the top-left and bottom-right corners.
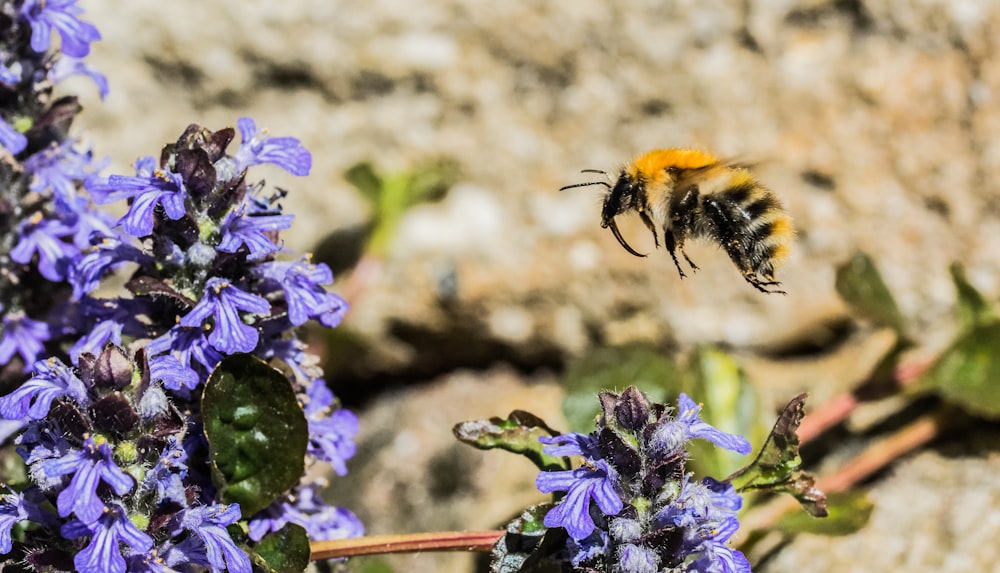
[310, 530, 504, 560]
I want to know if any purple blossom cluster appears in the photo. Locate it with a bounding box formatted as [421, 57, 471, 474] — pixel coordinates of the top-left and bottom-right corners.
[536, 388, 753, 573]
[0, 0, 107, 382]
[0, 1, 363, 571]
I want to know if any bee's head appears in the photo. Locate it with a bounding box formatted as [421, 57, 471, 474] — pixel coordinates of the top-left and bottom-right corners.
[600, 173, 647, 258]
[600, 173, 643, 228]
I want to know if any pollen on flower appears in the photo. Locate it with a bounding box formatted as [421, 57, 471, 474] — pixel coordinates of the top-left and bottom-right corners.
[29, 211, 43, 224]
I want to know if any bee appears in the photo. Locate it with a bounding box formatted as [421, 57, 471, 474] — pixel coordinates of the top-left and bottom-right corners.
[561, 148, 793, 294]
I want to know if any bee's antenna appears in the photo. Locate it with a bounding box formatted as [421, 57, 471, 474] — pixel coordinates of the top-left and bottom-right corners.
[559, 181, 611, 192]
[580, 169, 607, 175]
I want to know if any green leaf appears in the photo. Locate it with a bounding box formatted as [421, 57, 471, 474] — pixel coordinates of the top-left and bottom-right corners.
[919, 322, 1000, 419]
[202, 354, 308, 516]
[562, 344, 677, 434]
[950, 263, 994, 330]
[775, 491, 873, 536]
[344, 162, 384, 206]
[730, 394, 827, 517]
[490, 504, 563, 573]
[402, 158, 460, 207]
[685, 347, 762, 477]
[453, 411, 567, 471]
[249, 523, 311, 573]
[835, 251, 906, 334]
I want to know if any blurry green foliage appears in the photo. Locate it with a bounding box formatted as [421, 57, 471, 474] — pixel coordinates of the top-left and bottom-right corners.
[950, 262, 994, 330]
[834, 251, 907, 336]
[343, 158, 460, 258]
[775, 491, 873, 536]
[561, 343, 677, 434]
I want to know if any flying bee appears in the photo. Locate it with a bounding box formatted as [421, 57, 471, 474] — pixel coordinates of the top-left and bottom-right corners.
[561, 148, 793, 294]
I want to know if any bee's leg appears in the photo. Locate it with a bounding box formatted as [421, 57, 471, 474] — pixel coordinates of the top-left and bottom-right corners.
[638, 211, 661, 249]
[669, 186, 701, 273]
[663, 230, 687, 278]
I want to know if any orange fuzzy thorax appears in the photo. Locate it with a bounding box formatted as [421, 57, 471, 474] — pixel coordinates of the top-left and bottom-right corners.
[626, 148, 719, 181]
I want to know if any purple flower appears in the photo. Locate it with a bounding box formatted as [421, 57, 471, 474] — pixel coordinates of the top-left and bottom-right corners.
[688, 517, 752, 573]
[248, 482, 362, 542]
[257, 258, 347, 327]
[24, 140, 100, 211]
[232, 117, 311, 176]
[11, 214, 77, 281]
[71, 238, 149, 298]
[0, 357, 88, 421]
[49, 56, 109, 99]
[147, 326, 223, 379]
[43, 435, 135, 523]
[171, 504, 251, 573]
[0, 491, 31, 553]
[536, 459, 623, 540]
[539, 432, 601, 459]
[142, 437, 188, 506]
[20, 0, 102, 58]
[149, 354, 200, 393]
[0, 313, 52, 370]
[179, 278, 270, 354]
[304, 380, 357, 475]
[675, 393, 752, 455]
[87, 167, 187, 237]
[0, 117, 27, 154]
[61, 504, 153, 573]
[217, 209, 293, 260]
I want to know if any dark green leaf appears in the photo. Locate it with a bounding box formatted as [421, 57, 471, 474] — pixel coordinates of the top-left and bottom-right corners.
[835, 251, 906, 334]
[453, 411, 567, 471]
[344, 162, 383, 206]
[920, 322, 1000, 419]
[202, 354, 308, 516]
[950, 263, 994, 330]
[730, 394, 827, 517]
[775, 491, 873, 536]
[250, 523, 310, 573]
[562, 343, 677, 434]
[490, 504, 563, 573]
[685, 347, 762, 477]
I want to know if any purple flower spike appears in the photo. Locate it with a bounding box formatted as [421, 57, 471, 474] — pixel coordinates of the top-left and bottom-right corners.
[217, 209, 293, 260]
[0, 357, 88, 421]
[0, 313, 52, 370]
[20, 0, 102, 58]
[179, 278, 270, 354]
[61, 504, 153, 573]
[536, 459, 623, 540]
[233, 117, 312, 176]
[675, 393, 752, 455]
[44, 436, 135, 524]
[0, 118, 27, 154]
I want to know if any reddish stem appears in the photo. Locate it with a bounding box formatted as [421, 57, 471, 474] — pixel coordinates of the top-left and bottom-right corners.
[310, 531, 504, 561]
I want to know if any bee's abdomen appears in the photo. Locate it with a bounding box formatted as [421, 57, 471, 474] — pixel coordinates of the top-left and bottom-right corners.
[703, 172, 794, 280]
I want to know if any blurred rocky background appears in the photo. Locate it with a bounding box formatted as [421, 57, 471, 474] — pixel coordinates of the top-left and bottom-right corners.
[72, 1, 1000, 572]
